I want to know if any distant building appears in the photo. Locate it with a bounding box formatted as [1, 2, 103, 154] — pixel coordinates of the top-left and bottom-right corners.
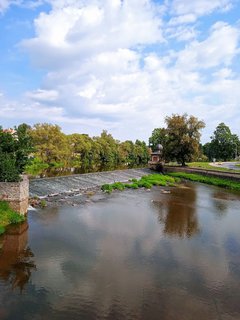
[148, 144, 164, 171]
[2, 128, 17, 135]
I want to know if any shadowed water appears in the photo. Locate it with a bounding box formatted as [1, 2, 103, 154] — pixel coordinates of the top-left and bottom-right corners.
[0, 183, 240, 320]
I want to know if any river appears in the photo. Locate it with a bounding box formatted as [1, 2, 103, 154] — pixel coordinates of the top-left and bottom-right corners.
[0, 182, 240, 320]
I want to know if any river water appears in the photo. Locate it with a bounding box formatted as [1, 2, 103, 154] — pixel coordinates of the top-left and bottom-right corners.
[0, 182, 240, 320]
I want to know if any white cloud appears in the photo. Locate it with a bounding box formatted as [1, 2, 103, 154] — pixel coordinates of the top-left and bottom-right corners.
[26, 89, 59, 101]
[168, 13, 197, 26]
[176, 22, 240, 70]
[0, 0, 15, 13]
[1, 0, 240, 142]
[170, 0, 233, 17]
[0, 0, 44, 13]
[21, 0, 164, 69]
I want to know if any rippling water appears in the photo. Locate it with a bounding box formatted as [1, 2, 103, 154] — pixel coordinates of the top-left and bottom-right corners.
[1, 183, 240, 320]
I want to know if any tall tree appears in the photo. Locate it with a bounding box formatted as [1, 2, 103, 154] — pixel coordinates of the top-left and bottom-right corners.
[165, 114, 205, 166]
[30, 124, 71, 167]
[149, 114, 205, 166]
[209, 123, 239, 161]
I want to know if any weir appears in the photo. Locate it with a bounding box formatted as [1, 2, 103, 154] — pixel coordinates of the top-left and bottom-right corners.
[29, 168, 151, 198]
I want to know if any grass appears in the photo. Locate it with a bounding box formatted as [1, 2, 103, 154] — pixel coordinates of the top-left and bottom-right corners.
[166, 162, 240, 173]
[0, 201, 25, 235]
[168, 172, 240, 191]
[101, 174, 180, 193]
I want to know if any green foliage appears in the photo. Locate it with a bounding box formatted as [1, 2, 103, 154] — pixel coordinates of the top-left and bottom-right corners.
[25, 157, 49, 175]
[168, 172, 240, 191]
[0, 201, 25, 234]
[0, 226, 5, 235]
[15, 123, 34, 172]
[40, 200, 47, 208]
[0, 153, 21, 182]
[149, 114, 205, 166]
[101, 174, 180, 193]
[187, 162, 240, 172]
[28, 126, 150, 176]
[30, 123, 70, 168]
[204, 123, 240, 161]
[0, 124, 33, 181]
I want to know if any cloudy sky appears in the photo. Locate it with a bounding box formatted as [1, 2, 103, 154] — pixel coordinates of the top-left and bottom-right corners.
[0, 0, 240, 142]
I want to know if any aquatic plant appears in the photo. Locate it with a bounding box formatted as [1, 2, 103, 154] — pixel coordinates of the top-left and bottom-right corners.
[101, 174, 179, 193]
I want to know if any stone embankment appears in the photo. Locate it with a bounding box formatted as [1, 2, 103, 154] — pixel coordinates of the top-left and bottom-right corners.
[29, 168, 151, 198]
[164, 166, 240, 182]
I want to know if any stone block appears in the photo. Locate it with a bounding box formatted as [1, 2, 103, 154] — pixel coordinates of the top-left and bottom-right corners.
[0, 175, 29, 215]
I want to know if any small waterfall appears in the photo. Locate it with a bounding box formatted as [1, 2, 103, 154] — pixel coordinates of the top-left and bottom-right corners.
[29, 168, 151, 197]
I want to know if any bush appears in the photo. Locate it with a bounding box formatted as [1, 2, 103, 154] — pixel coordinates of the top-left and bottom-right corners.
[0, 201, 25, 235]
[0, 124, 33, 182]
[0, 153, 21, 182]
[25, 157, 49, 176]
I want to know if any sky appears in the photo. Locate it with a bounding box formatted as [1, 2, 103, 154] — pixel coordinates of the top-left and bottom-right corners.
[0, 0, 240, 143]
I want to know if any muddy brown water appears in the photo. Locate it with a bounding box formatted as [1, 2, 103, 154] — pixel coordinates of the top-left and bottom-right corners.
[0, 182, 240, 320]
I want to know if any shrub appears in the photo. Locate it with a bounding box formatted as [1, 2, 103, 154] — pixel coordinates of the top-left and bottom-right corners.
[0, 153, 21, 182]
[0, 201, 25, 235]
[25, 157, 49, 175]
[0, 124, 33, 182]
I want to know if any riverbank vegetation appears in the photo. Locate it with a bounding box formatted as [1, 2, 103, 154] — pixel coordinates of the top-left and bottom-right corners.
[166, 162, 240, 173]
[1, 124, 150, 178]
[0, 201, 25, 235]
[28, 124, 150, 176]
[101, 174, 180, 193]
[168, 172, 240, 191]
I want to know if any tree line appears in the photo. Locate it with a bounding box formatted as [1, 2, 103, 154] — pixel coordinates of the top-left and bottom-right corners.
[0, 123, 150, 178]
[1, 114, 239, 181]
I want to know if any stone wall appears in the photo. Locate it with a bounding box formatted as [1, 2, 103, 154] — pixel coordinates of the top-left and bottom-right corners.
[0, 175, 29, 215]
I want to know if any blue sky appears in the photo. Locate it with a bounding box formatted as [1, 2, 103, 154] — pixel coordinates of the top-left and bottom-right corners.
[0, 0, 240, 143]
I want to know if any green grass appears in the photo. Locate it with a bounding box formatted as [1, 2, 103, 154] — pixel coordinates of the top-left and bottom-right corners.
[165, 162, 240, 173]
[101, 174, 180, 193]
[187, 162, 240, 173]
[168, 172, 240, 191]
[0, 201, 25, 235]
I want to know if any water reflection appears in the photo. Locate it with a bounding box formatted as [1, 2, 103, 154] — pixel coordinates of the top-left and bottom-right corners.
[0, 185, 240, 319]
[153, 185, 199, 238]
[0, 222, 36, 292]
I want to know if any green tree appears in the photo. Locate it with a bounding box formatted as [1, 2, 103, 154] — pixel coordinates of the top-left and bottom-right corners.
[30, 123, 71, 167]
[15, 123, 34, 172]
[209, 123, 239, 161]
[165, 114, 205, 166]
[68, 133, 94, 168]
[0, 125, 33, 181]
[149, 114, 205, 166]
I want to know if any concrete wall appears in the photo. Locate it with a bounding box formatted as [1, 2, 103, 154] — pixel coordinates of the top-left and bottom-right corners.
[0, 175, 29, 215]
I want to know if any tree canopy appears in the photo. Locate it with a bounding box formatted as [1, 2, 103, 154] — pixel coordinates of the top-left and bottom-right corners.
[0, 124, 33, 181]
[149, 114, 205, 166]
[203, 123, 240, 161]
